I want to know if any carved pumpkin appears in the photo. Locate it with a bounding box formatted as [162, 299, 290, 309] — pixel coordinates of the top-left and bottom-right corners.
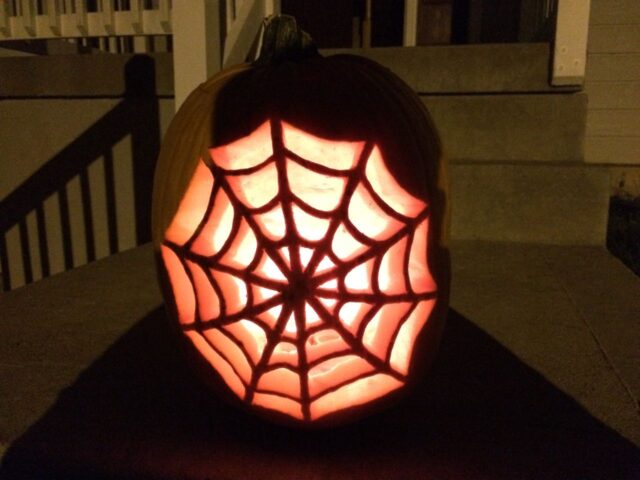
[152, 16, 450, 427]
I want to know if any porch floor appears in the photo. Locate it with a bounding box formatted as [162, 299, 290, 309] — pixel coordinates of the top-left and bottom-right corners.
[1, 241, 639, 479]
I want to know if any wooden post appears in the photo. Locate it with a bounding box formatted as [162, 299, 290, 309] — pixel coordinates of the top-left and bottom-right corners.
[362, 0, 372, 48]
[172, 0, 222, 111]
[552, 0, 590, 86]
[403, 0, 418, 46]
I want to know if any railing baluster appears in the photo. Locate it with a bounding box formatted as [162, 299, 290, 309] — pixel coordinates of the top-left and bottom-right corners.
[23, 0, 35, 34]
[46, 0, 61, 35]
[403, 0, 418, 46]
[35, 203, 51, 278]
[0, 232, 11, 291]
[74, 0, 87, 34]
[5, 225, 24, 289]
[226, 0, 235, 32]
[89, 156, 110, 259]
[57, 185, 74, 270]
[103, 148, 119, 255]
[158, 0, 169, 30]
[79, 168, 96, 263]
[0, 1, 10, 37]
[65, 176, 87, 267]
[2, 0, 170, 38]
[43, 193, 65, 276]
[130, 0, 142, 33]
[26, 211, 43, 281]
[18, 218, 33, 285]
[173, 0, 222, 109]
[103, 0, 115, 34]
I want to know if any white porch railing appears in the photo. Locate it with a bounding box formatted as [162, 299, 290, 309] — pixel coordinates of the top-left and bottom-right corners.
[0, 0, 591, 94]
[0, 0, 171, 39]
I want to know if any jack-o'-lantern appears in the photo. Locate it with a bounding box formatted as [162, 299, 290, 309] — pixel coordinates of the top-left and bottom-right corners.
[152, 16, 450, 427]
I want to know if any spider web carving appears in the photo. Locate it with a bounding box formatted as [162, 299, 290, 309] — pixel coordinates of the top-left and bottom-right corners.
[160, 119, 438, 422]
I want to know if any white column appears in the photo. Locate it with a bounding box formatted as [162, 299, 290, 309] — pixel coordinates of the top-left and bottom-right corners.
[403, 0, 418, 47]
[552, 0, 591, 86]
[172, 0, 222, 111]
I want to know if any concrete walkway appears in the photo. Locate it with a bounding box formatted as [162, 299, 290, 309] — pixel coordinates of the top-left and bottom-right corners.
[452, 241, 640, 445]
[1, 241, 638, 479]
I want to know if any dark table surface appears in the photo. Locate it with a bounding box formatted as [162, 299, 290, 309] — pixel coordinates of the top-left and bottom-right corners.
[1, 242, 639, 479]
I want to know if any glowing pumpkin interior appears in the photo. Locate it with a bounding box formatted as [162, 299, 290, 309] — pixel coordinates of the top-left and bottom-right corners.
[160, 119, 438, 423]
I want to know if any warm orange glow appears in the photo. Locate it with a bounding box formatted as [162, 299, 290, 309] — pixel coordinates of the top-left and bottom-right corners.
[161, 120, 438, 423]
[270, 341, 298, 367]
[186, 260, 220, 321]
[203, 328, 252, 384]
[284, 311, 298, 337]
[282, 122, 364, 170]
[348, 184, 404, 240]
[365, 146, 426, 217]
[305, 328, 348, 363]
[348, 257, 378, 293]
[287, 159, 347, 211]
[160, 246, 195, 325]
[292, 204, 331, 242]
[304, 302, 322, 327]
[254, 252, 288, 282]
[307, 355, 374, 397]
[165, 161, 214, 246]
[339, 301, 372, 335]
[309, 373, 403, 420]
[390, 299, 435, 375]
[363, 302, 413, 360]
[210, 121, 273, 170]
[379, 237, 409, 295]
[219, 219, 257, 269]
[331, 223, 367, 261]
[224, 319, 267, 364]
[211, 269, 248, 315]
[258, 304, 282, 329]
[226, 161, 279, 209]
[191, 188, 234, 257]
[253, 205, 287, 241]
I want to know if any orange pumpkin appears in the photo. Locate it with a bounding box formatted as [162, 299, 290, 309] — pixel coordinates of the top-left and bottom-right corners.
[152, 16, 450, 427]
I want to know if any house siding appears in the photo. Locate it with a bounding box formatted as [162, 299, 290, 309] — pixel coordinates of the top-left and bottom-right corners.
[585, 0, 640, 196]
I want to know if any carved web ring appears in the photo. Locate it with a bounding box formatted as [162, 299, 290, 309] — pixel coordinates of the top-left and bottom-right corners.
[161, 119, 438, 422]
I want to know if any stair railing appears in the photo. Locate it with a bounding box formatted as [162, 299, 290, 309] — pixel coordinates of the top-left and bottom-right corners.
[0, 56, 160, 292]
[551, 0, 590, 86]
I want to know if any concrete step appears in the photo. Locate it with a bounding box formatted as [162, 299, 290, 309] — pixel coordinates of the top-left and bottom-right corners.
[424, 93, 587, 163]
[323, 43, 578, 94]
[1, 44, 563, 98]
[1, 49, 603, 248]
[0, 53, 174, 98]
[2, 242, 638, 475]
[450, 163, 609, 244]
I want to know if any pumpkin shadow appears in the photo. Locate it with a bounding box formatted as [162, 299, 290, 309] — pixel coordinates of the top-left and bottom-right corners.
[2, 308, 639, 479]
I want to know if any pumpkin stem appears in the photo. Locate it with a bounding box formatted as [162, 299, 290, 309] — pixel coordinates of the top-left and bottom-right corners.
[253, 15, 319, 66]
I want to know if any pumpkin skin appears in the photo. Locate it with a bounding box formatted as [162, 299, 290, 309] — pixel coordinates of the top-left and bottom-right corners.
[152, 17, 450, 428]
